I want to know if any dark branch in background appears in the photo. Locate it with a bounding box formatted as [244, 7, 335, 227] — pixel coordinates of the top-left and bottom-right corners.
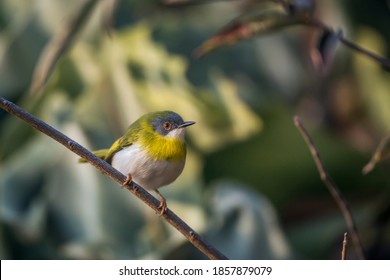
[362, 132, 390, 175]
[339, 37, 390, 71]
[293, 116, 365, 260]
[29, 0, 99, 95]
[0, 96, 228, 260]
[171, 0, 390, 71]
[341, 232, 348, 260]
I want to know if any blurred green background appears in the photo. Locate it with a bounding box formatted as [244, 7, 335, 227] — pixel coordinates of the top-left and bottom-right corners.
[0, 0, 389, 259]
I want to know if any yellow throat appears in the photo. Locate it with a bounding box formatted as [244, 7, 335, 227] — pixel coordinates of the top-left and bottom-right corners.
[138, 132, 186, 161]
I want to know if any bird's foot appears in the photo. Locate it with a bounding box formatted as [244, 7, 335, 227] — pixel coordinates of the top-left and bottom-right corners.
[122, 174, 132, 188]
[155, 189, 167, 215]
[157, 199, 167, 216]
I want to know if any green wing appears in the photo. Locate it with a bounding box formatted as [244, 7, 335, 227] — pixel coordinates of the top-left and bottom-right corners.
[103, 136, 132, 163]
[101, 120, 142, 163]
[79, 115, 144, 164]
[78, 136, 134, 164]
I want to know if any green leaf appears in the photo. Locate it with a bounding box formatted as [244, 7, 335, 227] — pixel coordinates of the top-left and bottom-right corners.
[205, 181, 291, 259]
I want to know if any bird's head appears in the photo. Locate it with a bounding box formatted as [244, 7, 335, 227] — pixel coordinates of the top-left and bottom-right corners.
[147, 111, 195, 140]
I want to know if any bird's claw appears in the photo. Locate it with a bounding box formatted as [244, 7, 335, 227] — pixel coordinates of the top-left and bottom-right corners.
[122, 174, 132, 186]
[157, 199, 167, 216]
[154, 189, 167, 215]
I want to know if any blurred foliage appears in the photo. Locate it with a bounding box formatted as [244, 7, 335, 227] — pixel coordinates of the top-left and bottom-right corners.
[0, 0, 390, 260]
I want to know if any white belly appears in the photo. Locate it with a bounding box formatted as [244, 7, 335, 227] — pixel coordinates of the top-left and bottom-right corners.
[111, 144, 185, 191]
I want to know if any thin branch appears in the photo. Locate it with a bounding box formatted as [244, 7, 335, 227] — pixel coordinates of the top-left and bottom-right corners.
[293, 116, 365, 259]
[339, 36, 390, 71]
[341, 232, 348, 260]
[0, 96, 228, 260]
[362, 132, 390, 175]
[29, 0, 99, 95]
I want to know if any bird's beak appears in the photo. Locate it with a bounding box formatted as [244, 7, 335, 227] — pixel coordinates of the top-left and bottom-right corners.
[178, 121, 195, 128]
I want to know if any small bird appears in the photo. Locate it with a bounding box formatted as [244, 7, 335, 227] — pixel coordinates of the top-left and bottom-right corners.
[80, 111, 195, 215]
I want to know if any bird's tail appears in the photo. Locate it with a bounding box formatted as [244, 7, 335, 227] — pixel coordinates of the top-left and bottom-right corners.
[78, 149, 109, 163]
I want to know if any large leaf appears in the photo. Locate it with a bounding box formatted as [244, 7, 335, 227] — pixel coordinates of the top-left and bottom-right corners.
[205, 181, 291, 259]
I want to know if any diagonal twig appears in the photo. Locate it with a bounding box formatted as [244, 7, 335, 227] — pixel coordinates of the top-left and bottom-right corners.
[29, 0, 99, 95]
[341, 232, 348, 260]
[338, 36, 390, 71]
[0, 96, 228, 260]
[362, 132, 390, 175]
[293, 116, 365, 259]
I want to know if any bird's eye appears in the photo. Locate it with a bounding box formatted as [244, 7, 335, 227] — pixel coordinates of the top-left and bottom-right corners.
[163, 122, 171, 130]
